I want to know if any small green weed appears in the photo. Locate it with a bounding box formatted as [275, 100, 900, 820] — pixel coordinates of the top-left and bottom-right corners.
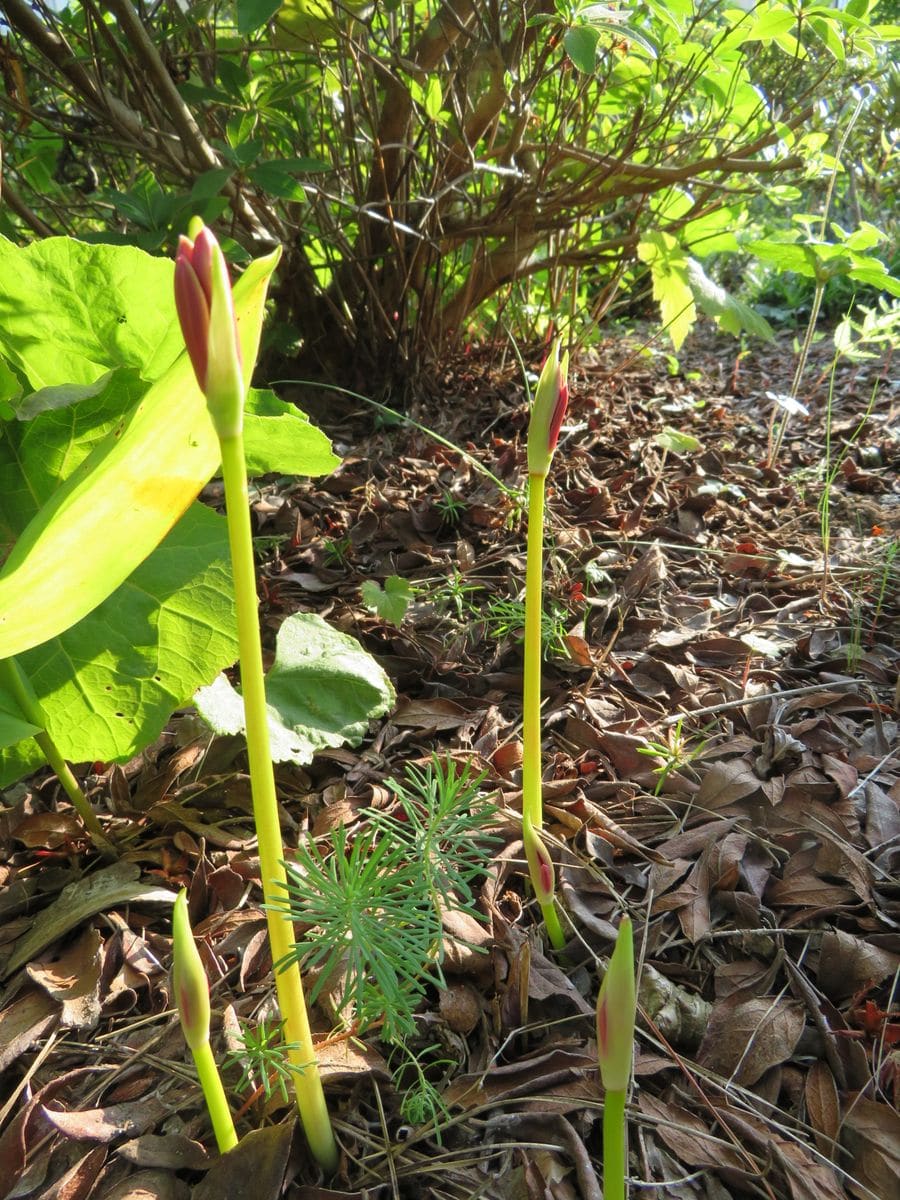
[434, 568, 483, 621]
[323, 535, 353, 567]
[275, 757, 498, 1043]
[482, 595, 570, 659]
[638, 718, 710, 795]
[435, 490, 467, 527]
[223, 1018, 307, 1106]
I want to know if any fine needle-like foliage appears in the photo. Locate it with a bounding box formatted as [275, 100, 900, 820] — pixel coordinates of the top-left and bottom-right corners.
[173, 219, 337, 1171]
[276, 757, 499, 1043]
[522, 339, 569, 950]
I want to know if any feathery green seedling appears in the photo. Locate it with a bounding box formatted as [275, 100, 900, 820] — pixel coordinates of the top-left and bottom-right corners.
[522, 340, 569, 950]
[171, 890, 238, 1153]
[597, 916, 636, 1200]
[174, 220, 337, 1171]
[276, 757, 497, 1043]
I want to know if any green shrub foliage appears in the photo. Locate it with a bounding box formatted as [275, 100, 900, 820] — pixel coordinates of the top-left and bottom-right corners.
[0, 1, 893, 374]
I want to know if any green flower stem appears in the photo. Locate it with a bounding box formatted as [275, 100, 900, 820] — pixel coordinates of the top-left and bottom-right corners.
[522, 472, 565, 950]
[0, 657, 114, 857]
[218, 433, 338, 1173]
[192, 1038, 238, 1153]
[603, 1088, 628, 1200]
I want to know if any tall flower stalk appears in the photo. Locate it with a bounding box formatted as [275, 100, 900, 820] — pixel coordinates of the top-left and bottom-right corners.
[522, 339, 569, 951]
[174, 220, 337, 1171]
[597, 916, 636, 1200]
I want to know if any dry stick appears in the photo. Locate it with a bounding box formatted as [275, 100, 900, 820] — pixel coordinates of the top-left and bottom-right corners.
[659, 679, 868, 726]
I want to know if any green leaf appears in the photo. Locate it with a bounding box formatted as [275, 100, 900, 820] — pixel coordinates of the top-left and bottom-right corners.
[244, 390, 339, 476]
[0, 369, 149, 561]
[637, 233, 695, 350]
[423, 75, 444, 121]
[654, 427, 702, 455]
[0, 502, 237, 785]
[0, 245, 280, 659]
[0, 696, 41, 750]
[0, 237, 184, 388]
[685, 259, 774, 341]
[195, 612, 395, 765]
[564, 26, 600, 73]
[361, 576, 414, 625]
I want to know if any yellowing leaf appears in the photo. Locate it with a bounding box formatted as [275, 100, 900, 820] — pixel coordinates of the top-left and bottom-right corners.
[0, 249, 281, 659]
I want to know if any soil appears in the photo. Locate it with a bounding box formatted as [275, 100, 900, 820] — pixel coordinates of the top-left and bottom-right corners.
[1, 321, 897, 1200]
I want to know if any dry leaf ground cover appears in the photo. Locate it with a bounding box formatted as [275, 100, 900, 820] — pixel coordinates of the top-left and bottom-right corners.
[0, 324, 897, 1200]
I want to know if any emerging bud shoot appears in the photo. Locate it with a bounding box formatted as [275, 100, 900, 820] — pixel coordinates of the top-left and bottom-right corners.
[596, 916, 636, 1093]
[172, 888, 211, 1053]
[527, 338, 570, 477]
[523, 817, 556, 907]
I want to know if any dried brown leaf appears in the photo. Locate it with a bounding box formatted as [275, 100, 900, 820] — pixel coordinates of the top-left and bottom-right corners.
[192, 1124, 294, 1200]
[26, 928, 103, 1031]
[817, 929, 900, 1002]
[804, 1061, 840, 1155]
[697, 995, 806, 1085]
[0, 988, 59, 1074]
[841, 1098, 900, 1200]
[33, 1145, 106, 1200]
[42, 1097, 168, 1144]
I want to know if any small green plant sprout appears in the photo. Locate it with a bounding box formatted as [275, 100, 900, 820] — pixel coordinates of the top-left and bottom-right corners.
[323, 534, 353, 568]
[637, 718, 709, 795]
[522, 338, 569, 950]
[174, 220, 337, 1172]
[361, 575, 415, 625]
[435, 489, 466, 527]
[275, 757, 497, 1045]
[483, 596, 571, 660]
[171, 890, 238, 1153]
[597, 915, 636, 1200]
[223, 1018, 302, 1108]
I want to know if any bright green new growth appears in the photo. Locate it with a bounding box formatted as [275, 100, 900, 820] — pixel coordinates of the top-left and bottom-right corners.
[172, 889, 238, 1154]
[174, 221, 337, 1172]
[597, 916, 637, 1200]
[276, 757, 498, 1043]
[522, 340, 569, 950]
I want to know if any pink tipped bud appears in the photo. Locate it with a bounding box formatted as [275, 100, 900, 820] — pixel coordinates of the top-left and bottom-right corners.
[523, 818, 556, 906]
[527, 338, 570, 477]
[174, 221, 244, 438]
[172, 889, 211, 1053]
[596, 916, 636, 1093]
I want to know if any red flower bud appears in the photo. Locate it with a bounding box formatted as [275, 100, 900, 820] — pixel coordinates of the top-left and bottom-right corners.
[174, 222, 244, 437]
[523, 817, 556, 906]
[527, 338, 570, 476]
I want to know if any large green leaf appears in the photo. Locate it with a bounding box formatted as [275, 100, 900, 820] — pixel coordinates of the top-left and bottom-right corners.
[0, 501, 236, 786]
[0, 237, 184, 387]
[0, 247, 280, 659]
[0, 369, 147, 559]
[244, 390, 339, 476]
[196, 612, 395, 765]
